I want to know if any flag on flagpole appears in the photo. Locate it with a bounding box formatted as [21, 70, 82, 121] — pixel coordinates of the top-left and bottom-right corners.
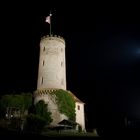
[45, 16, 50, 24]
[45, 12, 52, 36]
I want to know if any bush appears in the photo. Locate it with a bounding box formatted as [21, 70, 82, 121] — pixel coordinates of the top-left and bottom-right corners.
[25, 114, 46, 133]
[35, 100, 52, 125]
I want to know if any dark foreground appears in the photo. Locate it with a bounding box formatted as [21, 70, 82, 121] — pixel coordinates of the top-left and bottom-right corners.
[1, 127, 140, 140]
[0, 127, 99, 140]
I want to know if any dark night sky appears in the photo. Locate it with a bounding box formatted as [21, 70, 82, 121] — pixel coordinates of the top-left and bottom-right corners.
[0, 1, 140, 129]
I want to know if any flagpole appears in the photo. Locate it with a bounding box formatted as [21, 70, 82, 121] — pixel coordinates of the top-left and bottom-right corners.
[50, 11, 52, 36]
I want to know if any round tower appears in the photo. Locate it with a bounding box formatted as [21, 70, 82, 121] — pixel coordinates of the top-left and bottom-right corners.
[37, 35, 66, 90]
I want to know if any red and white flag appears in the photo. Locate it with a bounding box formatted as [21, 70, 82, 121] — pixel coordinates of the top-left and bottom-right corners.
[45, 16, 50, 24]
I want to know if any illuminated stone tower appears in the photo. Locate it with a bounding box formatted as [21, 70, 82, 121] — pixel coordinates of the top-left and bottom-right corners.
[37, 35, 66, 90]
[34, 34, 86, 131]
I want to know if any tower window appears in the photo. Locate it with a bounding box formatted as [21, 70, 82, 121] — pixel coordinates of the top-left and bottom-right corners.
[43, 60, 45, 66]
[77, 105, 80, 110]
[61, 48, 63, 52]
[43, 47, 45, 52]
[61, 79, 64, 85]
[41, 77, 43, 85]
[61, 61, 63, 67]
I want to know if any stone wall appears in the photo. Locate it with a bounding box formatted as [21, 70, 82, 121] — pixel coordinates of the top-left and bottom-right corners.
[37, 36, 66, 90]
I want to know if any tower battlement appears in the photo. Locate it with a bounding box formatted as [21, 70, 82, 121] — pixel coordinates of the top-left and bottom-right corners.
[41, 35, 65, 44]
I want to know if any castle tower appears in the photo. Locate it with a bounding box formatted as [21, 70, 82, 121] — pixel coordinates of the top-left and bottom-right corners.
[37, 35, 66, 90]
[34, 34, 86, 131]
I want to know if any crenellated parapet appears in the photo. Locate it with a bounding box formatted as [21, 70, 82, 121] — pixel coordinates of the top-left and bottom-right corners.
[41, 35, 65, 44]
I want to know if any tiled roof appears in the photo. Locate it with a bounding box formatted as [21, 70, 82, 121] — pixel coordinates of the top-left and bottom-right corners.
[67, 91, 85, 104]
